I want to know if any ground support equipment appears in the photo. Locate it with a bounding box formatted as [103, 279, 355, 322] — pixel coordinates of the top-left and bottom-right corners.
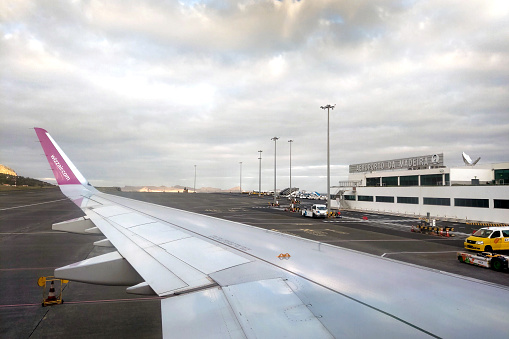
[412, 225, 454, 237]
[457, 251, 509, 272]
[38, 276, 69, 306]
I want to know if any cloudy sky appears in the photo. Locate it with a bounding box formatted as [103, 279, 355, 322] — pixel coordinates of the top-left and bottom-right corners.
[1, 0, 508, 192]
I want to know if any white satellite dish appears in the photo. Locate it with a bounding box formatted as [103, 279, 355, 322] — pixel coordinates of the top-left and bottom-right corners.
[462, 152, 480, 166]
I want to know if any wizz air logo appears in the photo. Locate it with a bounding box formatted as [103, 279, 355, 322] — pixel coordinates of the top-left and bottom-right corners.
[51, 155, 71, 181]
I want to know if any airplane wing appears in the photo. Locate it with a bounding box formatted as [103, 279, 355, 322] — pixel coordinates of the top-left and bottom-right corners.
[35, 128, 509, 338]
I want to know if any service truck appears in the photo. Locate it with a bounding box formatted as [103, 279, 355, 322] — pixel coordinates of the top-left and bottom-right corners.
[464, 226, 509, 252]
[301, 204, 327, 218]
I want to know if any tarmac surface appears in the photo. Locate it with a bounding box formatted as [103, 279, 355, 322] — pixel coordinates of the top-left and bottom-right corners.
[1, 188, 507, 338]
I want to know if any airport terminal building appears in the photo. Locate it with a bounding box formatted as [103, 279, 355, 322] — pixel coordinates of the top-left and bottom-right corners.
[337, 153, 509, 223]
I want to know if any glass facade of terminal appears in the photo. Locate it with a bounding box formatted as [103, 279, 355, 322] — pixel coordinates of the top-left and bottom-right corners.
[345, 162, 507, 222]
[494, 199, 509, 209]
[494, 169, 509, 184]
[421, 174, 447, 186]
[382, 176, 398, 186]
[400, 175, 418, 186]
[397, 196, 419, 204]
[454, 198, 489, 208]
[364, 174, 450, 187]
[376, 196, 394, 203]
[423, 197, 451, 206]
[345, 195, 506, 211]
[366, 178, 379, 186]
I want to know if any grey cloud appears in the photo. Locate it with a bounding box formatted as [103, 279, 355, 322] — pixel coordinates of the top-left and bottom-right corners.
[1, 0, 508, 192]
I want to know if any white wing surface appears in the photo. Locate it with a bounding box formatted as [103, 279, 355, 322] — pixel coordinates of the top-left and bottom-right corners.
[35, 128, 509, 338]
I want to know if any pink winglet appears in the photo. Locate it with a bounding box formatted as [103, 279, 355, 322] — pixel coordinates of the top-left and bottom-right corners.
[34, 128, 82, 185]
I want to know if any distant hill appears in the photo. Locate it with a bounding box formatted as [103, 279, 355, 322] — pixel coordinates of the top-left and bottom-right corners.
[121, 185, 241, 193]
[0, 164, 17, 176]
[0, 173, 54, 188]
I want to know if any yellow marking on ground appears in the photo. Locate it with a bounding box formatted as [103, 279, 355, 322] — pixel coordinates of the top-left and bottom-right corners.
[301, 229, 328, 237]
[325, 229, 349, 235]
[271, 229, 300, 237]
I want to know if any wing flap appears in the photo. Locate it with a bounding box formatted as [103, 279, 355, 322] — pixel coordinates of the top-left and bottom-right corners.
[86, 207, 251, 296]
[93, 205, 131, 218]
[108, 212, 157, 228]
[54, 251, 143, 285]
[223, 278, 333, 339]
[161, 279, 334, 339]
[161, 287, 246, 339]
[130, 223, 191, 244]
[87, 212, 189, 295]
[143, 245, 213, 291]
[159, 237, 250, 274]
[52, 217, 96, 234]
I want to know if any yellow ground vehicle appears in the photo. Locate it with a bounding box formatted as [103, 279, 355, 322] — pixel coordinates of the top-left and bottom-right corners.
[464, 227, 509, 252]
[38, 276, 68, 306]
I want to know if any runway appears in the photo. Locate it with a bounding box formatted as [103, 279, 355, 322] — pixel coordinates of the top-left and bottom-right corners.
[1, 188, 507, 338]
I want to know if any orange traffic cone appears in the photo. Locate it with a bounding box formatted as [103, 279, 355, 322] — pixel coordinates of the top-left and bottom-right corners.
[46, 281, 57, 302]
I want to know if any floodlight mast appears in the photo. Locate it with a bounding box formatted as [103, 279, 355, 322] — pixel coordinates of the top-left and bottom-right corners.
[258, 150, 262, 196]
[288, 140, 293, 194]
[239, 162, 242, 193]
[271, 137, 279, 205]
[194, 165, 197, 193]
[320, 104, 335, 216]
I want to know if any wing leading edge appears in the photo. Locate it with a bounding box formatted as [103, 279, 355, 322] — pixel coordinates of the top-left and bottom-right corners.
[35, 128, 509, 338]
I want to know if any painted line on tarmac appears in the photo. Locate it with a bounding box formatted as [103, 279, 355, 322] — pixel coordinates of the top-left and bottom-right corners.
[0, 232, 63, 235]
[329, 239, 426, 243]
[323, 220, 359, 223]
[373, 219, 420, 223]
[381, 250, 459, 257]
[249, 222, 316, 225]
[301, 229, 328, 237]
[0, 296, 164, 309]
[0, 303, 41, 308]
[0, 267, 57, 271]
[324, 219, 415, 224]
[60, 296, 164, 305]
[271, 229, 300, 237]
[324, 229, 349, 235]
[0, 198, 68, 211]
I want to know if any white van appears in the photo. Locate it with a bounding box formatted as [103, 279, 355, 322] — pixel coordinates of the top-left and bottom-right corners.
[301, 204, 327, 218]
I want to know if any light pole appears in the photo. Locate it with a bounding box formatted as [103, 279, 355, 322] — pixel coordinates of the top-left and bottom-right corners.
[194, 165, 197, 193]
[320, 104, 335, 216]
[258, 150, 262, 196]
[239, 161, 242, 193]
[288, 140, 293, 193]
[271, 137, 279, 205]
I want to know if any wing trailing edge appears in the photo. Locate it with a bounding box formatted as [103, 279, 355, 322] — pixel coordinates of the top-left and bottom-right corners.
[54, 251, 144, 286]
[52, 217, 96, 234]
